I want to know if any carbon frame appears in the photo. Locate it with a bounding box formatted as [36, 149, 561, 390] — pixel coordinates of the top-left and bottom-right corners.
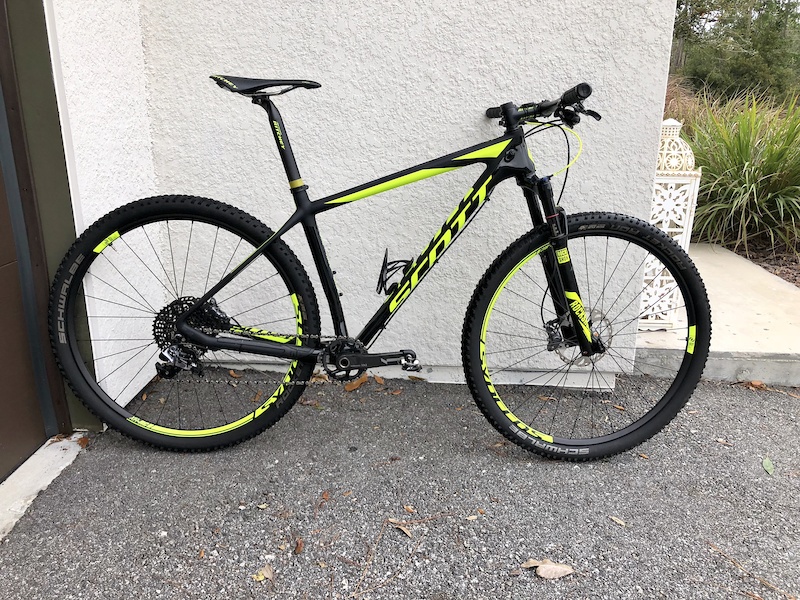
[177, 97, 544, 361]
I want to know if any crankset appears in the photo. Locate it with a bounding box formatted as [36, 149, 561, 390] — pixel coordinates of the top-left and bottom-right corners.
[321, 338, 422, 381]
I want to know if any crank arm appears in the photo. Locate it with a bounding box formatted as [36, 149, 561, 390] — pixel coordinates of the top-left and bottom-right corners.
[338, 349, 421, 371]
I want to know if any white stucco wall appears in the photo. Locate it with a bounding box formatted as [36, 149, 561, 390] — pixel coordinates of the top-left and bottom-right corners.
[48, 0, 675, 377]
[44, 0, 156, 234]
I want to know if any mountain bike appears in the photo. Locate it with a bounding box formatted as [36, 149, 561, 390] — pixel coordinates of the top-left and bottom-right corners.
[49, 75, 711, 459]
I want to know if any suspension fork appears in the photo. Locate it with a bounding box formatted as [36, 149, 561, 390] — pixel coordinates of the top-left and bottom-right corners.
[524, 176, 603, 356]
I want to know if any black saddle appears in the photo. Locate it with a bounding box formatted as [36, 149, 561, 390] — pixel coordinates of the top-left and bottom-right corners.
[210, 75, 321, 96]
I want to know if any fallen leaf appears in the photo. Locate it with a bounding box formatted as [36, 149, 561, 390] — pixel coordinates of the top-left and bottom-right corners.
[299, 398, 320, 407]
[278, 543, 288, 551]
[343, 490, 352, 497]
[455, 406, 464, 411]
[638, 453, 649, 459]
[407, 375, 427, 382]
[141, 393, 148, 401]
[77, 436, 89, 449]
[318, 561, 328, 568]
[229, 369, 243, 379]
[509, 569, 522, 577]
[521, 559, 542, 569]
[294, 538, 304, 554]
[536, 561, 575, 579]
[465, 515, 478, 521]
[389, 390, 402, 395]
[537, 395, 556, 402]
[251, 390, 263, 404]
[403, 505, 415, 514]
[344, 373, 368, 392]
[477, 508, 486, 515]
[748, 380, 766, 389]
[763, 457, 775, 475]
[389, 456, 401, 462]
[321, 490, 330, 502]
[310, 372, 330, 383]
[716, 438, 733, 447]
[609, 516, 626, 527]
[373, 374, 385, 385]
[252, 564, 274, 583]
[257, 503, 268, 510]
[521, 558, 574, 579]
[198, 548, 205, 559]
[612, 404, 626, 411]
[387, 518, 413, 538]
[159, 397, 167, 405]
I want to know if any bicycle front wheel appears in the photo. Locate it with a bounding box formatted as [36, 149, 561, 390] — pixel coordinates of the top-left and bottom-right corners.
[49, 195, 320, 451]
[462, 212, 711, 460]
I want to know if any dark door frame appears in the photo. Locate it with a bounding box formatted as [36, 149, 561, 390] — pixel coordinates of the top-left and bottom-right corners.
[0, 0, 72, 436]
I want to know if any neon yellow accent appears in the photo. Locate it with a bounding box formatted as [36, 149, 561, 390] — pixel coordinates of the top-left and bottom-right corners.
[479, 243, 554, 443]
[454, 139, 511, 161]
[126, 294, 305, 438]
[289, 178, 304, 189]
[556, 248, 570, 264]
[565, 291, 593, 343]
[527, 124, 583, 177]
[272, 121, 285, 149]
[687, 325, 696, 354]
[325, 168, 457, 205]
[93, 231, 120, 253]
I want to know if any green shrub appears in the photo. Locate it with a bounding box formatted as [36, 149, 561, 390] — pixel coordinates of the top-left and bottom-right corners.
[684, 94, 800, 255]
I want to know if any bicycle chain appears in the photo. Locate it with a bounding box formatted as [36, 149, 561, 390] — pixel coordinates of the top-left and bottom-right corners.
[160, 331, 366, 388]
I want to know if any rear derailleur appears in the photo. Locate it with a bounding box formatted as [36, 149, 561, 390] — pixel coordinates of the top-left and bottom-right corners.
[155, 335, 204, 379]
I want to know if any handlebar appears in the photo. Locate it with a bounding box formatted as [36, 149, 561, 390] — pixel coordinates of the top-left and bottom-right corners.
[485, 82, 594, 126]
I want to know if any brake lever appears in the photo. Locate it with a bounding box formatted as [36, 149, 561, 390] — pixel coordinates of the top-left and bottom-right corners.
[584, 109, 602, 121]
[573, 101, 602, 122]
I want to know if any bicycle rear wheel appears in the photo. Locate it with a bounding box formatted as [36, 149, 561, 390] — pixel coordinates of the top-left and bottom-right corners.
[462, 212, 711, 460]
[49, 195, 320, 450]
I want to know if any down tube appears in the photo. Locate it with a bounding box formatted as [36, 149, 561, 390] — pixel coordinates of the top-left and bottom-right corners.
[357, 168, 499, 346]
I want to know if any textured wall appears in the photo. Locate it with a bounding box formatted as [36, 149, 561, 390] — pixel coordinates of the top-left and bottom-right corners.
[45, 0, 156, 233]
[50, 0, 675, 376]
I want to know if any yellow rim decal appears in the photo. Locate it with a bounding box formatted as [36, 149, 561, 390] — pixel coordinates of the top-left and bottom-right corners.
[454, 139, 511, 161]
[556, 248, 570, 264]
[127, 295, 304, 438]
[93, 231, 120, 253]
[289, 178, 304, 189]
[687, 325, 696, 354]
[325, 168, 457, 205]
[479, 243, 554, 443]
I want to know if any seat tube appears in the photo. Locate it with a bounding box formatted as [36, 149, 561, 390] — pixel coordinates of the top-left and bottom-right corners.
[256, 98, 307, 206]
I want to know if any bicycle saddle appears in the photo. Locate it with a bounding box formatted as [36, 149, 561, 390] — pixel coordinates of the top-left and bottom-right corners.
[210, 75, 321, 95]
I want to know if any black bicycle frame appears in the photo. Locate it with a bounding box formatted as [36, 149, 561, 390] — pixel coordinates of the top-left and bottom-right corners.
[177, 97, 595, 360]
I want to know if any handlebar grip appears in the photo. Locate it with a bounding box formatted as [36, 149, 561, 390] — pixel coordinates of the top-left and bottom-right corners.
[561, 83, 592, 106]
[485, 106, 503, 119]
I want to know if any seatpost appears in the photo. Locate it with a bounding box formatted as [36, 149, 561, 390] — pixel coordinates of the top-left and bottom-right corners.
[255, 97, 309, 207]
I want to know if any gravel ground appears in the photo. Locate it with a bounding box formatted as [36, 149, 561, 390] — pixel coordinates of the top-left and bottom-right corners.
[0, 378, 798, 599]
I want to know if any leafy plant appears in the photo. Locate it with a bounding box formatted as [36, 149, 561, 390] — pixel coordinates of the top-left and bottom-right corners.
[684, 93, 800, 254]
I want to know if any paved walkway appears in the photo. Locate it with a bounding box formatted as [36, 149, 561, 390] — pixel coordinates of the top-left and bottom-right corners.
[689, 243, 800, 386]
